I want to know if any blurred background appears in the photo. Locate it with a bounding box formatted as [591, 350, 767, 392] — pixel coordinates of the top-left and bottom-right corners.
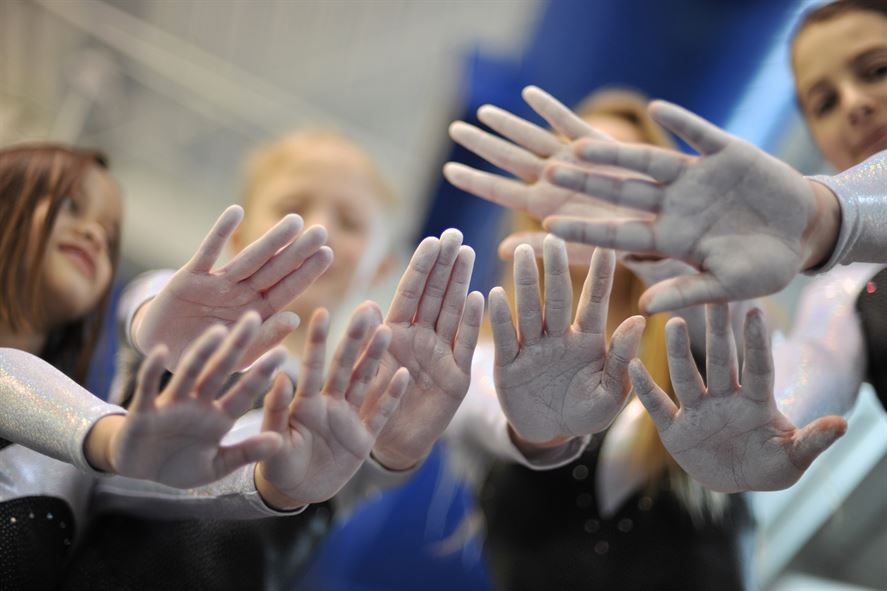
[2, 1, 885, 589]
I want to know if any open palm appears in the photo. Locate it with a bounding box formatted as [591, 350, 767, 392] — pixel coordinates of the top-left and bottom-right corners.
[492, 236, 645, 443]
[135, 205, 333, 370]
[367, 229, 485, 470]
[630, 304, 847, 492]
[256, 306, 408, 507]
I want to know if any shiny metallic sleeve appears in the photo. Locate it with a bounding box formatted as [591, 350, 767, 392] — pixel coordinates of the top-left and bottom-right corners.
[772, 264, 883, 427]
[809, 150, 887, 272]
[0, 348, 125, 474]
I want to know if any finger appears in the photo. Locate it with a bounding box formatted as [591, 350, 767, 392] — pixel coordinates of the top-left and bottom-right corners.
[218, 347, 288, 418]
[648, 100, 730, 156]
[545, 163, 663, 213]
[443, 162, 534, 213]
[629, 358, 677, 432]
[664, 317, 706, 407]
[248, 225, 328, 291]
[186, 205, 244, 273]
[639, 274, 730, 315]
[448, 121, 542, 182]
[260, 373, 296, 435]
[705, 303, 739, 397]
[297, 309, 331, 399]
[241, 310, 301, 369]
[740, 308, 774, 401]
[489, 286, 519, 366]
[166, 325, 228, 401]
[262, 246, 334, 311]
[574, 139, 687, 184]
[365, 367, 410, 437]
[522, 85, 610, 141]
[498, 231, 596, 265]
[213, 433, 284, 479]
[544, 215, 657, 253]
[130, 346, 169, 413]
[574, 247, 615, 334]
[325, 305, 374, 399]
[436, 246, 475, 345]
[788, 416, 847, 472]
[221, 213, 304, 282]
[513, 244, 543, 344]
[387, 237, 441, 324]
[542, 235, 572, 336]
[602, 316, 646, 397]
[477, 104, 562, 158]
[416, 229, 464, 327]
[453, 291, 485, 374]
[345, 325, 392, 410]
[195, 311, 262, 401]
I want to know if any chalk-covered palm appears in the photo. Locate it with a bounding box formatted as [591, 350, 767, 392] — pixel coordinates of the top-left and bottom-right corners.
[108, 312, 287, 488]
[134, 205, 333, 370]
[256, 305, 409, 507]
[444, 86, 640, 264]
[491, 236, 646, 443]
[629, 304, 847, 492]
[544, 101, 832, 314]
[366, 229, 485, 470]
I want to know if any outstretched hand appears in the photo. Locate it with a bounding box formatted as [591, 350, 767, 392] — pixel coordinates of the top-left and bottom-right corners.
[629, 304, 847, 492]
[255, 305, 409, 509]
[544, 100, 839, 314]
[491, 236, 645, 443]
[134, 205, 333, 370]
[106, 312, 287, 488]
[366, 229, 485, 471]
[444, 86, 643, 264]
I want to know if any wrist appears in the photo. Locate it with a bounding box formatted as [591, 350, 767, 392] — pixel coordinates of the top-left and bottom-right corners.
[130, 298, 155, 354]
[254, 463, 307, 511]
[83, 414, 126, 473]
[801, 179, 842, 271]
[370, 446, 421, 472]
[507, 424, 572, 453]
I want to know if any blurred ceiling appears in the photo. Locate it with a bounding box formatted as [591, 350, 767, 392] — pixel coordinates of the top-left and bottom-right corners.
[0, 0, 541, 274]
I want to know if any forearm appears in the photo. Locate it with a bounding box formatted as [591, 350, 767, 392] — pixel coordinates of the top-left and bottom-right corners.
[0, 348, 125, 473]
[806, 151, 887, 272]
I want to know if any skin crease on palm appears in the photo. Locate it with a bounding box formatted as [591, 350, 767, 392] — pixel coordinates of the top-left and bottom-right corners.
[793, 11, 887, 171]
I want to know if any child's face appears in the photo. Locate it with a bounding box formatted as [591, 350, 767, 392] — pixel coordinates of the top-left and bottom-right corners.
[31, 166, 121, 326]
[793, 11, 887, 169]
[235, 140, 385, 319]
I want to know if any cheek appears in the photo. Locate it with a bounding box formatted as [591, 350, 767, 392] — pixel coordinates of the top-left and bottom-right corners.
[810, 120, 852, 168]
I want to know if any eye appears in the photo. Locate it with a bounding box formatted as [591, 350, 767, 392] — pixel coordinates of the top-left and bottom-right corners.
[863, 61, 887, 82]
[60, 195, 78, 213]
[812, 92, 838, 117]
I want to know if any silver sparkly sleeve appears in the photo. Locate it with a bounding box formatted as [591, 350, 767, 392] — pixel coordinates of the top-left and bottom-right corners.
[809, 150, 887, 272]
[772, 263, 882, 427]
[0, 348, 125, 474]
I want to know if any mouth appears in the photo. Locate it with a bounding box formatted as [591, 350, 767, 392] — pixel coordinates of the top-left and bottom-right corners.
[58, 243, 97, 279]
[855, 124, 887, 160]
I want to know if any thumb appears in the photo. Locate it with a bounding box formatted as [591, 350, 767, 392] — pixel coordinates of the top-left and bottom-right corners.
[640, 273, 728, 315]
[789, 415, 847, 472]
[214, 433, 284, 478]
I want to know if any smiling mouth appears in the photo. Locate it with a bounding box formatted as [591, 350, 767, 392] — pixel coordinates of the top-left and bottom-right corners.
[59, 245, 96, 278]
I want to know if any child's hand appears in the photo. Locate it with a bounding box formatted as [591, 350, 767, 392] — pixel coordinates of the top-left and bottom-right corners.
[134, 205, 333, 371]
[254, 306, 408, 510]
[95, 312, 287, 488]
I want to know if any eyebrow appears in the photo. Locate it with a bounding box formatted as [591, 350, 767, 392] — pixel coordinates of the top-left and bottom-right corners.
[852, 46, 887, 67]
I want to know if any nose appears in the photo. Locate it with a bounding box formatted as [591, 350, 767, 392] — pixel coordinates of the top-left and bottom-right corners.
[841, 83, 877, 127]
[302, 207, 335, 244]
[78, 220, 107, 253]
